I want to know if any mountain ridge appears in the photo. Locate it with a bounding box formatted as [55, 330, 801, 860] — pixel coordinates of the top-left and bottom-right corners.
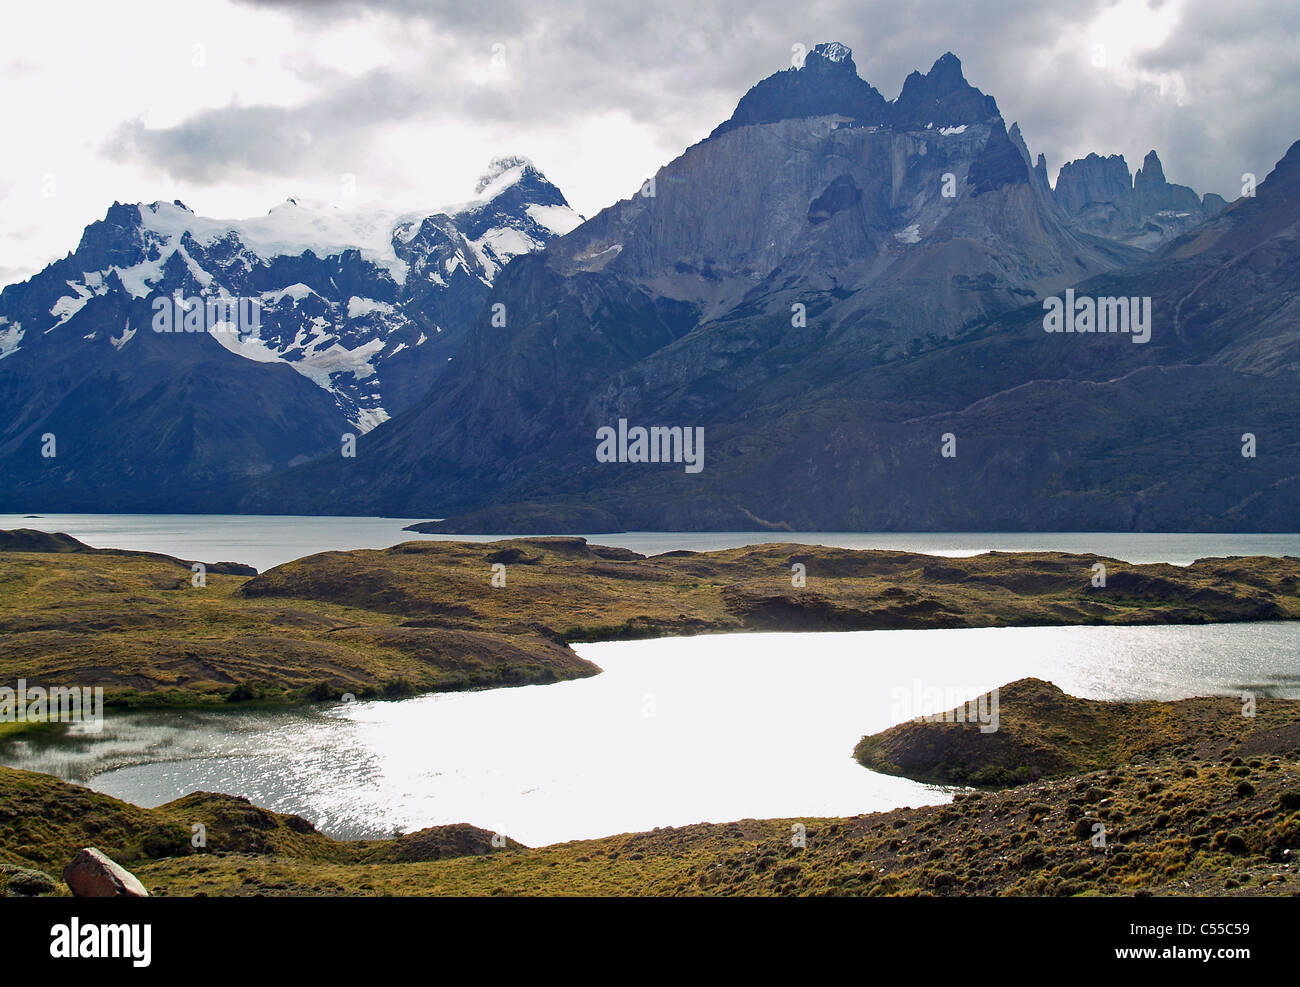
[2, 45, 1292, 528]
[228, 45, 1297, 530]
[0, 158, 580, 511]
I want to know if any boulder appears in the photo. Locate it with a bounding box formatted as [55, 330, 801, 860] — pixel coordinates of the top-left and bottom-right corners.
[62, 848, 149, 898]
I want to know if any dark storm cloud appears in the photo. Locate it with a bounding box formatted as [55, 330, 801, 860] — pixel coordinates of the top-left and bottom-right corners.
[106, 0, 1299, 201]
[1136, 0, 1300, 195]
[105, 67, 430, 182]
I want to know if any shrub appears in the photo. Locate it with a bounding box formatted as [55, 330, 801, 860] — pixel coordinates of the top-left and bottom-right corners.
[0, 865, 57, 896]
[226, 682, 257, 703]
[141, 824, 192, 858]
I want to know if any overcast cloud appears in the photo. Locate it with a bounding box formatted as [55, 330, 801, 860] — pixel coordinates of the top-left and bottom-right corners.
[1, 0, 1296, 286]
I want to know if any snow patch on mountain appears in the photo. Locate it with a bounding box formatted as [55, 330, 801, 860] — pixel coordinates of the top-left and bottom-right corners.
[347, 296, 395, 318]
[474, 155, 533, 197]
[140, 199, 416, 285]
[49, 281, 96, 328]
[472, 227, 540, 277]
[355, 406, 390, 432]
[526, 203, 584, 237]
[113, 256, 169, 299]
[210, 327, 284, 365]
[262, 284, 317, 305]
[809, 41, 853, 65]
[0, 320, 22, 359]
[110, 324, 136, 350]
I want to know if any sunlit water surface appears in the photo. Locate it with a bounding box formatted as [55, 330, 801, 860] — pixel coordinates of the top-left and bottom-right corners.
[4, 623, 1297, 846]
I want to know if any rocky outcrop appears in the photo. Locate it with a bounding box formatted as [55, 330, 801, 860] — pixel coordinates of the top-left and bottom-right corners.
[854, 677, 1300, 787]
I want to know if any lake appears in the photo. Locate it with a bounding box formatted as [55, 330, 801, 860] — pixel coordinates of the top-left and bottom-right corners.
[4, 622, 1297, 847]
[3, 513, 1299, 572]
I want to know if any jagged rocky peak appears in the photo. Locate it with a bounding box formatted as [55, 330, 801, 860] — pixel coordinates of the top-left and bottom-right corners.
[710, 47, 1004, 139]
[71, 201, 153, 271]
[456, 155, 580, 247]
[0, 154, 581, 439]
[1007, 122, 1031, 160]
[1136, 149, 1166, 184]
[1134, 149, 1202, 215]
[803, 41, 858, 73]
[475, 154, 541, 195]
[1005, 123, 1053, 199]
[1034, 153, 1050, 186]
[890, 51, 1001, 129]
[1053, 152, 1135, 215]
[709, 41, 888, 138]
[1054, 148, 1225, 248]
[470, 155, 571, 209]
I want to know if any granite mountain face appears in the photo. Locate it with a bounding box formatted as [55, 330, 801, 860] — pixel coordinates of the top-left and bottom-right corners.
[1053, 149, 1230, 250]
[232, 43, 1295, 531]
[0, 158, 579, 510]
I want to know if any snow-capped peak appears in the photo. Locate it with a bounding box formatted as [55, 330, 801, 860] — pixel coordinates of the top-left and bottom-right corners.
[137, 198, 418, 283]
[4, 158, 581, 435]
[810, 41, 853, 65]
[475, 155, 534, 195]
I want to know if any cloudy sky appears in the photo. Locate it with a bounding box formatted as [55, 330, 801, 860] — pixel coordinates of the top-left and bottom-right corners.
[1, 0, 1296, 287]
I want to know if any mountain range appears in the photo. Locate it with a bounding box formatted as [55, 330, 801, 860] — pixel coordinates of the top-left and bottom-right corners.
[0, 158, 580, 510]
[1, 43, 1295, 530]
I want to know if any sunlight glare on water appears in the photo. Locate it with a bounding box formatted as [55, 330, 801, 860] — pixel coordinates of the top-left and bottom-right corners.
[4, 621, 1296, 846]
